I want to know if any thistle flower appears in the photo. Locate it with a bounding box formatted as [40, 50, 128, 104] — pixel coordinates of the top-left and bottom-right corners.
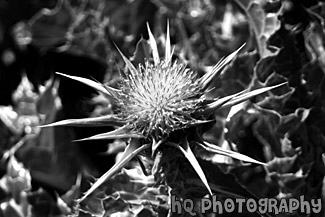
[117, 59, 204, 138]
[44, 23, 285, 201]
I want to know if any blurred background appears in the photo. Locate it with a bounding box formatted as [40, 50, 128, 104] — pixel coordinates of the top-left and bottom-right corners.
[0, 0, 325, 216]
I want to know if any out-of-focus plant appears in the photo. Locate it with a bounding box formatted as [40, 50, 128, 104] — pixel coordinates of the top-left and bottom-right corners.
[0, 75, 81, 217]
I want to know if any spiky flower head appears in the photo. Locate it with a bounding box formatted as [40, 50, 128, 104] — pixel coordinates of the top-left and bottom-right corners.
[117, 57, 204, 138]
[46, 23, 285, 201]
[109, 24, 213, 141]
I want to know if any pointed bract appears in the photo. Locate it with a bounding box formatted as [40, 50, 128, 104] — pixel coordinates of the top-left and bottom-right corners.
[146, 23, 160, 66]
[115, 45, 139, 78]
[204, 83, 286, 112]
[40, 115, 124, 128]
[202, 89, 248, 114]
[219, 83, 287, 109]
[75, 126, 144, 141]
[168, 141, 213, 195]
[199, 44, 245, 89]
[165, 20, 172, 63]
[198, 141, 267, 166]
[78, 140, 150, 202]
[56, 72, 114, 97]
[102, 84, 121, 98]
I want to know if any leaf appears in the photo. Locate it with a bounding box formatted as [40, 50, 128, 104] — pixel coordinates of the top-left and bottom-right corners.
[40, 114, 124, 128]
[74, 126, 144, 141]
[168, 141, 213, 195]
[28, 0, 111, 61]
[266, 155, 298, 174]
[234, 0, 281, 57]
[267, 169, 306, 195]
[28, 5, 71, 51]
[55, 72, 118, 97]
[78, 140, 150, 202]
[255, 55, 276, 83]
[226, 104, 283, 162]
[99, 168, 169, 217]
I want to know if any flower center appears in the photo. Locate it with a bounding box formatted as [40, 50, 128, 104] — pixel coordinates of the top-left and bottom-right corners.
[117, 60, 203, 137]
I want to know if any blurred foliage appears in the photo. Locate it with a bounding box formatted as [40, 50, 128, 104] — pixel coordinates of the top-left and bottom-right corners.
[0, 0, 325, 216]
